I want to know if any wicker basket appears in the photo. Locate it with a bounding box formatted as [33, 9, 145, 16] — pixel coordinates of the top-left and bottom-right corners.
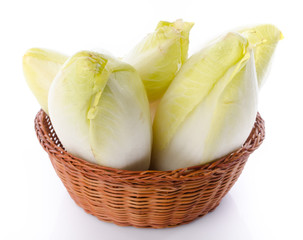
[34, 109, 265, 228]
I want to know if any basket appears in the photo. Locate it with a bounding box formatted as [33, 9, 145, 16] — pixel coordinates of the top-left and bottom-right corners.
[34, 109, 265, 228]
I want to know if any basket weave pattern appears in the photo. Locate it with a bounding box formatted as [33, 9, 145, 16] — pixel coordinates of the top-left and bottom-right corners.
[35, 110, 265, 228]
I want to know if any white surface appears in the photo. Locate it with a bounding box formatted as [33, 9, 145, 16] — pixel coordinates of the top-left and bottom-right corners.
[0, 0, 302, 239]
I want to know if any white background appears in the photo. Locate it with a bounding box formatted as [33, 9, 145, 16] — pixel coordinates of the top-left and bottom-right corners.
[0, 0, 302, 239]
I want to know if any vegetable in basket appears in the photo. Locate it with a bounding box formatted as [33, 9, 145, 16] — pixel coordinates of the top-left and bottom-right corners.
[151, 23, 282, 171]
[123, 19, 194, 103]
[239, 24, 283, 88]
[48, 51, 152, 170]
[23, 48, 68, 114]
[151, 32, 259, 171]
[23, 23, 282, 172]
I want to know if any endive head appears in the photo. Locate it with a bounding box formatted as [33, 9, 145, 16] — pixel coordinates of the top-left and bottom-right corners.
[124, 19, 194, 102]
[156, 19, 194, 64]
[239, 24, 283, 87]
[152, 32, 258, 170]
[48, 51, 152, 170]
[23, 48, 68, 114]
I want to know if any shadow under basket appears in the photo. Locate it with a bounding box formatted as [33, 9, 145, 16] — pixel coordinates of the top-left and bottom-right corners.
[34, 109, 265, 228]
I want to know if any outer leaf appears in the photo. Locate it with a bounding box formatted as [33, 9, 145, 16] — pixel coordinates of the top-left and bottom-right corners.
[153, 32, 249, 151]
[239, 24, 283, 87]
[23, 48, 68, 113]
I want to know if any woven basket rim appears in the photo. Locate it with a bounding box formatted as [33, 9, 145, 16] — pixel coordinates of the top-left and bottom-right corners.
[35, 109, 265, 183]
